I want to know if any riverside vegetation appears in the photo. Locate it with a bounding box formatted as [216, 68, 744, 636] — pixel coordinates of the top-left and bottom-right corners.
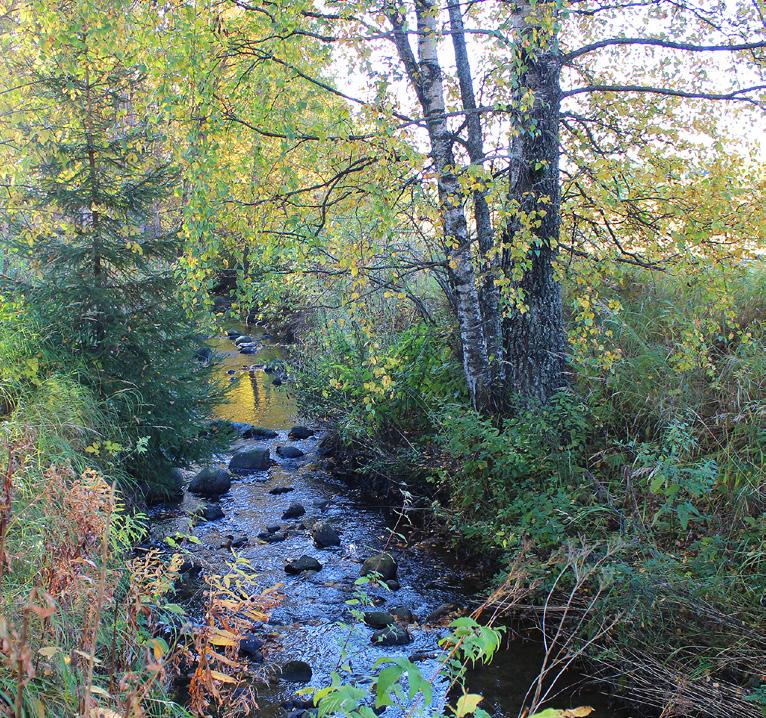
[0, 0, 764, 717]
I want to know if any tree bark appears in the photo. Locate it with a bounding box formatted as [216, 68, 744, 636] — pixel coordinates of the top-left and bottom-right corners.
[446, 1, 505, 389]
[503, 2, 568, 405]
[387, 1, 493, 412]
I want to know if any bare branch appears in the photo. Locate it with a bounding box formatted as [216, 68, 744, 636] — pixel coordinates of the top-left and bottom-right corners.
[563, 37, 766, 63]
[561, 83, 766, 105]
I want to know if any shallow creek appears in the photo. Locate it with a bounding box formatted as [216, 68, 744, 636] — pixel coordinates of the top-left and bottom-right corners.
[149, 327, 627, 718]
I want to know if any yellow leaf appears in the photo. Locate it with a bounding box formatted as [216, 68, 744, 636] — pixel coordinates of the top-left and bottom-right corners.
[455, 693, 483, 717]
[208, 630, 238, 647]
[209, 669, 238, 684]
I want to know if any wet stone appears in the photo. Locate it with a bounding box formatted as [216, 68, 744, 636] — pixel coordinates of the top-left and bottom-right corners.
[361, 552, 398, 581]
[242, 426, 279, 439]
[269, 486, 295, 495]
[425, 603, 458, 624]
[239, 636, 263, 661]
[389, 606, 416, 624]
[259, 531, 287, 544]
[200, 503, 224, 521]
[280, 660, 313, 683]
[285, 555, 322, 574]
[229, 447, 270, 473]
[288, 426, 315, 440]
[312, 521, 340, 548]
[189, 467, 232, 497]
[371, 625, 411, 646]
[282, 502, 306, 519]
[277, 445, 304, 459]
[364, 611, 395, 629]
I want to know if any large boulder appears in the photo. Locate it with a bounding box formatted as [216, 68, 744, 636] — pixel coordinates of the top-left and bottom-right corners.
[361, 553, 398, 581]
[288, 426, 315, 440]
[189, 467, 232, 497]
[234, 335, 254, 346]
[285, 555, 322, 575]
[277, 445, 304, 459]
[312, 521, 340, 548]
[229, 448, 270, 473]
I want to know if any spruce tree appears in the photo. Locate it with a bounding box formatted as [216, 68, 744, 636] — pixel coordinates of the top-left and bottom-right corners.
[1, 4, 223, 494]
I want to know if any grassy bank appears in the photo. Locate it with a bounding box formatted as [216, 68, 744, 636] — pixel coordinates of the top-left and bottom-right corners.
[293, 265, 766, 717]
[0, 316, 183, 715]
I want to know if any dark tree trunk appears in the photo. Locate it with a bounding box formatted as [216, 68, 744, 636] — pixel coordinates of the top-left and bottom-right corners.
[503, 7, 568, 405]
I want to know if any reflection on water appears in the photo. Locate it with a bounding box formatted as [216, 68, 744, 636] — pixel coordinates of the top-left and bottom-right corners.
[210, 326, 297, 428]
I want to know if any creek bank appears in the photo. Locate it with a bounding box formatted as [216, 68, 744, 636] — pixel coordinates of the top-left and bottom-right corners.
[147, 325, 625, 718]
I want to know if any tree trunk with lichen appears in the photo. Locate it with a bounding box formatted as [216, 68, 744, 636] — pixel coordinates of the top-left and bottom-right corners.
[503, 2, 568, 406]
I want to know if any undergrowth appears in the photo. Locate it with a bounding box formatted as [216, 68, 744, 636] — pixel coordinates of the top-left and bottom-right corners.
[294, 265, 766, 717]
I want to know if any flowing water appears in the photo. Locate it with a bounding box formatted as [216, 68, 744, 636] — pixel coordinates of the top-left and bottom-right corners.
[150, 327, 630, 718]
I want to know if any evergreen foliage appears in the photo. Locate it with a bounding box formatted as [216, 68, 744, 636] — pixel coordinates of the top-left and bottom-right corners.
[1, 10, 222, 488]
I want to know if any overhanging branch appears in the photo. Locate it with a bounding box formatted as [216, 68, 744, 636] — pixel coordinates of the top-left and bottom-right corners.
[561, 83, 766, 105]
[563, 37, 766, 63]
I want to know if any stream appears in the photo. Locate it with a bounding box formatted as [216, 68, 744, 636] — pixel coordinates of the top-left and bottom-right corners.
[149, 327, 630, 718]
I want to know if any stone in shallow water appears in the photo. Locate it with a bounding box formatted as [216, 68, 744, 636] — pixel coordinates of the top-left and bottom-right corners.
[288, 426, 315, 440]
[277, 445, 304, 459]
[234, 335, 254, 346]
[258, 530, 287, 543]
[363, 611, 395, 629]
[282, 502, 305, 519]
[189, 467, 231, 497]
[280, 660, 312, 683]
[201, 503, 224, 521]
[389, 605, 416, 624]
[239, 636, 263, 661]
[269, 485, 294, 495]
[229, 447, 270, 473]
[285, 555, 322, 574]
[231, 534, 248, 548]
[312, 520, 340, 548]
[361, 552, 398, 581]
[242, 426, 278, 439]
[425, 603, 459, 625]
[371, 625, 411, 646]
